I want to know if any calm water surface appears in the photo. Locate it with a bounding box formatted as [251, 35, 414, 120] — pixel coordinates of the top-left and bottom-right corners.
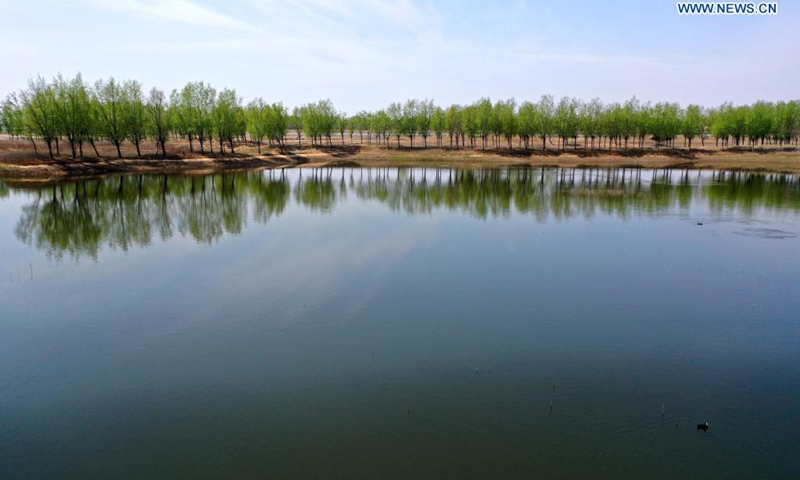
[1, 168, 798, 479]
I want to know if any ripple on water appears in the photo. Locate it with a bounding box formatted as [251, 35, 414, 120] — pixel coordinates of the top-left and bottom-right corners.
[733, 228, 797, 239]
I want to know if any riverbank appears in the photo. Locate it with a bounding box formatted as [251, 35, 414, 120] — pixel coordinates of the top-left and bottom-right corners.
[2, 140, 799, 182]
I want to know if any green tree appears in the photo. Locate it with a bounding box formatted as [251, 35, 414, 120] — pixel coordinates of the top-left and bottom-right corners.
[681, 104, 703, 149]
[54, 74, 91, 158]
[535, 94, 555, 150]
[580, 98, 603, 149]
[475, 98, 492, 150]
[634, 102, 652, 148]
[462, 104, 479, 148]
[93, 77, 128, 158]
[372, 109, 390, 146]
[387, 102, 402, 147]
[213, 88, 242, 154]
[20, 76, 60, 158]
[146, 87, 171, 158]
[651, 102, 681, 148]
[496, 98, 516, 149]
[746, 101, 774, 148]
[517, 101, 536, 150]
[124, 79, 147, 157]
[774, 101, 799, 146]
[336, 113, 347, 144]
[193, 82, 217, 154]
[246, 97, 269, 153]
[431, 106, 445, 147]
[416, 99, 434, 148]
[554, 96, 580, 150]
[1, 93, 25, 139]
[445, 104, 462, 148]
[401, 99, 419, 147]
[266, 102, 288, 147]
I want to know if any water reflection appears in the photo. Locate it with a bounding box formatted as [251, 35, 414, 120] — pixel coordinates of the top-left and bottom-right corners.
[4, 168, 799, 260]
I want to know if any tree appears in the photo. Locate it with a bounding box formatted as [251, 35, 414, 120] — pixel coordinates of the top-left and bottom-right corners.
[246, 98, 269, 153]
[401, 99, 419, 147]
[416, 99, 434, 148]
[462, 104, 479, 148]
[746, 101, 774, 148]
[336, 113, 347, 144]
[54, 73, 91, 158]
[93, 77, 128, 158]
[21, 76, 60, 158]
[554, 96, 580, 150]
[634, 102, 652, 148]
[536, 94, 555, 150]
[580, 98, 603, 149]
[266, 102, 288, 148]
[192, 82, 216, 154]
[651, 102, 681, 148]
[387, 102, 402, 147]
[774, 101, 799, 146]
[124, 80, 147, 157]
[170, 88, 193, 151]
[496, 98, 516, 149]
[445, 104, 462, 148]
[431, 106, 445, 147]
[146, 87, 171, 158]
[2, 93, 25, 140]
[681, 104, 703, 149]
[213, 88, 242, 154]
[372, 109, 390, 146]
[621, 97, 639, 149]
[517, 101, 536, 150]
[709, 103, 730, 147]
[475, 98, 492, 150]
[300, 99, 336, 146]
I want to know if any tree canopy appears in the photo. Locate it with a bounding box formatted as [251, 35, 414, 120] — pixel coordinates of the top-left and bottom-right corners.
[3, 73, 799, 160]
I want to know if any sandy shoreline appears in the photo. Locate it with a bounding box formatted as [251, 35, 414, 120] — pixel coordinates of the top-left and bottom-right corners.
[2, 144, 799, 183]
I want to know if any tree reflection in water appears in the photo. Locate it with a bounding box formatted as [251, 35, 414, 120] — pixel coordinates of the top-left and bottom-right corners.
[6, 167, 799, 260]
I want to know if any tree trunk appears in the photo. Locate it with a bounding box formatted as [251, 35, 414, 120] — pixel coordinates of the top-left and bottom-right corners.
[46, 140, 53, 159]
[90, 139, 101, 157]
[116, 142, 122, 158]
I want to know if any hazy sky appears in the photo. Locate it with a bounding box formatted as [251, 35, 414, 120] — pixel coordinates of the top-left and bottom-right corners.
[2, 0, 797, 112]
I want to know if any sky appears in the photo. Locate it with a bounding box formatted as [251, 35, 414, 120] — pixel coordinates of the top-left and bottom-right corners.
[1, 0, 798, 112]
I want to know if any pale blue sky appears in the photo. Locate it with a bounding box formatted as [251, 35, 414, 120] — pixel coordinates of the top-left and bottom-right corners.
[2, 0, 797, 112]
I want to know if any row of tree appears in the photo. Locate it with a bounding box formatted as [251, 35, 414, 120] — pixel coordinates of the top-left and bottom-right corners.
[2, 74, 799, 159]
